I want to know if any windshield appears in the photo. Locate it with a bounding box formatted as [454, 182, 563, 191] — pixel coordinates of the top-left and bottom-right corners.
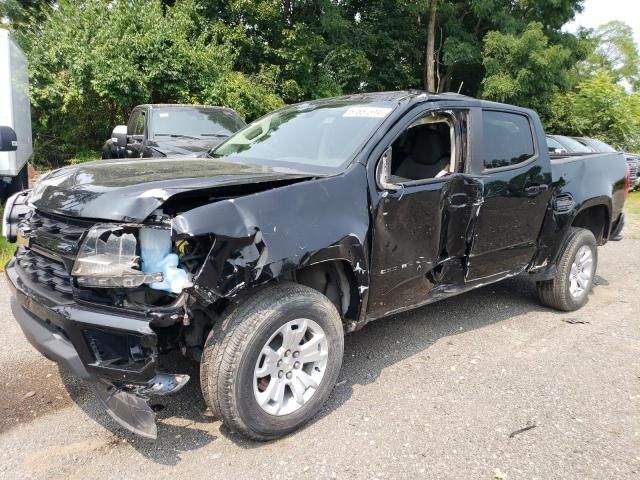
[547, 136, 566, 152]
[588, 138, 617, 153]
[152, 107, 245, 139]
[211, 101, 396, 173]
[556, 135, 593, 153]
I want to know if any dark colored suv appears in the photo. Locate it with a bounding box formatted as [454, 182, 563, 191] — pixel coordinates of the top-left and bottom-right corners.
[102, 104, 246, 159]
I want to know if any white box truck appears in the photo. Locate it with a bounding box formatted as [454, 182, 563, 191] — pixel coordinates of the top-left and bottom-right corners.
[0, 29, 32, 199]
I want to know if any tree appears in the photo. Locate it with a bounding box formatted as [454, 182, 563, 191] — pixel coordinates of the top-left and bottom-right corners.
[481, 22, 576, 120]
[0, 0, 53, 31]
[7, 0, 597, 165]
[424, 0, 438, 91]
[583, 21, 640, 89]
[23, 0, 284, 166]
[548, 70, 640, 151]
[418, 0, 585, 94]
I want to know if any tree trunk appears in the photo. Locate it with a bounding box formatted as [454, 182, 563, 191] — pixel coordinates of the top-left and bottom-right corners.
[282, 0, 292, 23]
[439, 65, 455, 93]
[424, 0, 438, 92]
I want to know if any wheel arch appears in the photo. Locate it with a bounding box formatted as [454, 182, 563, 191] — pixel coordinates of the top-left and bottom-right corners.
[571, 198, 611, 244]
[529, 196, 611, 280]
[285, 258, 365, 327]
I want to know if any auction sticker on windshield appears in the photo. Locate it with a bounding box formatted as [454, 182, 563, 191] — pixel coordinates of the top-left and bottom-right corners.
[343, 106, 393, 118]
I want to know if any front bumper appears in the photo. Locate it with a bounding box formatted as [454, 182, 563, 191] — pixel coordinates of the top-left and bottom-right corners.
[6, 256, 188, 439]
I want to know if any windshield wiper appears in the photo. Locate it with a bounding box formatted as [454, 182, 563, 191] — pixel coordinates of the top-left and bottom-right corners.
[155, 134, 200, 140]
[200, 133, 230, 138]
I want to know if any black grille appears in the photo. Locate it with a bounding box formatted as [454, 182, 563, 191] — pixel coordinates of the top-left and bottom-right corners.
[20, 211, 90, 261]
[15, 248, 74, 298]
[14, 211, 94, 302]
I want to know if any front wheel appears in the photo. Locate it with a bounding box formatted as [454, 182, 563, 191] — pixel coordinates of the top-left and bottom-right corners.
[200, 282, 344, 441]
[537, 227, 598, 311]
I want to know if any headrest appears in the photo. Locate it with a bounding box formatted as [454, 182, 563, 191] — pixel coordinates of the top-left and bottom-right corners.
[411, 129, 445, 166]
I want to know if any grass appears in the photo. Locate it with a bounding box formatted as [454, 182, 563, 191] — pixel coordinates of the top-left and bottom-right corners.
[626, 190, 640, 218]
[625, 190, 640, 240]
[0, 205, 15, 271]
[0, 236, 15, 272]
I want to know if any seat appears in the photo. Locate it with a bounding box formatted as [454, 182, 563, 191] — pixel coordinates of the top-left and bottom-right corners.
[394, 128, 450, 181]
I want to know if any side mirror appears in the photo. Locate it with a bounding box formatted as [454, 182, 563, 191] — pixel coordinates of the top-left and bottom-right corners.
[111, 125, 128, 148]
[376, 147, 401, 191]
[0, 126, 18, 152]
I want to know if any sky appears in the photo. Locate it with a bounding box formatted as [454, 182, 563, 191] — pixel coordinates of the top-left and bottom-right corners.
[566, 0, 640, 46]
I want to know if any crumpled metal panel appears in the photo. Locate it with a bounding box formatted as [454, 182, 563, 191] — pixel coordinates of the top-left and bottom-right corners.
[172, 165, 371, 310]
[29, 157, 316, 222]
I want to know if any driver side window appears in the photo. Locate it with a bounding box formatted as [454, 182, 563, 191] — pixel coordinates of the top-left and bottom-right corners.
[389, 114, 455, 182]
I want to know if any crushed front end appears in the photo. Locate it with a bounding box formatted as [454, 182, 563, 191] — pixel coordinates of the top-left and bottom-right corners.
[4, 192, 203, 438]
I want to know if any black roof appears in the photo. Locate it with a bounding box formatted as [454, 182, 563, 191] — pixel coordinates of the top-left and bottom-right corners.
[308, 90, 473, 104]
[284, 90, 532, 114]
[136, 104, 237, 111]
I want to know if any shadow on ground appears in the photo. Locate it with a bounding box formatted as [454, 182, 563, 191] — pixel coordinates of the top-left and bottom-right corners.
[62, 273, 586, 463]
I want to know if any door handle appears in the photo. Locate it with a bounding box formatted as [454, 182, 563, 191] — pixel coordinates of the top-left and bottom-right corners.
[525, 184, 548, 196]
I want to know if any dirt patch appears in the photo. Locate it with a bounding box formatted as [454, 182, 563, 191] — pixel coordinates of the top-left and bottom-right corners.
[0, 360, 73, 433]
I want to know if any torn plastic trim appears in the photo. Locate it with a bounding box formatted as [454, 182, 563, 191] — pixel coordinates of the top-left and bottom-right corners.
[92, 381, 158, 439]
[92, 372, 190, 440]
[8, 294, 185, 440]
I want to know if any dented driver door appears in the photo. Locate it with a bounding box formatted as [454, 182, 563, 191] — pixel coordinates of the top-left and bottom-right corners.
[367, 173, 484, 319]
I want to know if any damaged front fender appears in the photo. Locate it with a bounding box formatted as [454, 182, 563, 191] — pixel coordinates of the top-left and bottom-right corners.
[171, 167, 372, 309]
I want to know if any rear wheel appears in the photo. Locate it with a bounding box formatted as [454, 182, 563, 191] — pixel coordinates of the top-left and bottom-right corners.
[537, 227, 597, 311]
[200, 282, 344, 441]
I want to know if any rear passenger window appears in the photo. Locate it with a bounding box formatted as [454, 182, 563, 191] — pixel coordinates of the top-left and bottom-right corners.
[482, 111, 535, 169]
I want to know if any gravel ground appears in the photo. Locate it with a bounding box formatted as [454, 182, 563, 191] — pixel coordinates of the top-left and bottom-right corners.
[1, 229, 639, 479]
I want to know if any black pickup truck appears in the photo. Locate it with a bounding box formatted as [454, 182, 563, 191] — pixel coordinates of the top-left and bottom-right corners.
[2, 92, 628, 441]
[102, 104, 246, 159]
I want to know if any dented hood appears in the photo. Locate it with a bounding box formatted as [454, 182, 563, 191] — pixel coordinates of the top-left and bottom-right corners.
[29, 157, 316, 222]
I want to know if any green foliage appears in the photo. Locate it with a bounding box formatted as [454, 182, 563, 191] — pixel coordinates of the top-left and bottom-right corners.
[21, 0, 284, 167]
[0, 236, 16, 272]
[481, 22, 575, 119]
[583, 21, 640, 89]
[4, 0, 640, 168]
[547, 70, 640, 151]
[202, 69, 284, 120]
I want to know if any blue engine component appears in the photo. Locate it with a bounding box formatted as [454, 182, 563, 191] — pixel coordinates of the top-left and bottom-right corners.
[139, 227, 189, 294]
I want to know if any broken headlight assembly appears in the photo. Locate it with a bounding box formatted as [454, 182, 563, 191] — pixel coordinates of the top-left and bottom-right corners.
[71, 225, 191, 293]
[71, 225, 163, 288]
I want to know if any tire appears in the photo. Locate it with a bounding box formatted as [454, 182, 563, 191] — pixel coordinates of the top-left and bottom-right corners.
[101, 141, 113, 159]
[537, 227, 598, 311]
[6, 164, 28, 197]
[200, 282, 344, 441]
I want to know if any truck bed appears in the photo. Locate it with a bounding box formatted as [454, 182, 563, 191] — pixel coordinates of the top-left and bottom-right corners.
[550, 150, 626, 235]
